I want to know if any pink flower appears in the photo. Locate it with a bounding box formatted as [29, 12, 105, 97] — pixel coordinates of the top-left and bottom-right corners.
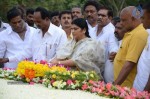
[89, 80, 95, 85]
[91, 87, 96, 93]
[109, 90, 115, 96]
[82, 84, 88, 90]
[3, 67, 15, 70]
[29, 82, 34, 85]
[114, 91, 119, 96]
[106, 83, 112, 91]
[38, 80, 43, 83]
[105, 92, 110, 96]
[50, 79, 55, 84]
[40, 60, 47, 64]
[67, 79, 73, 85]
[91, 87, 100, 93]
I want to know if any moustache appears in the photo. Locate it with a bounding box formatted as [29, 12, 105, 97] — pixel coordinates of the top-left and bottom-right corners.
[64, 21, 69, 24]
[87, 16, 92, 19]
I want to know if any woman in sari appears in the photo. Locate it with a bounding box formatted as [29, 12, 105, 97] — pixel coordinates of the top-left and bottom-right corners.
[50, 18, 105, 78]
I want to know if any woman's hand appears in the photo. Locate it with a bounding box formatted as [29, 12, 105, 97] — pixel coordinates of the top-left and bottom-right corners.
[50, 59, 59, 65]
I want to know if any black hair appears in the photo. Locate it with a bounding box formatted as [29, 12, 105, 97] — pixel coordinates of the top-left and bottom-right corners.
[99, 6, 113, 18]
[112, 17, 120, 26]
[26, 8, 34, 15]
[50, 11, 60, 20]
[72, 18, 90, 38]
[72, 6, 82, 13]
[35, 7, 50, 19]
[7, 7, 23, 22]
[143, 2, 150, 13]
[112, 17, 120, 22]
[83, 0, 101, 11]
[59, 10, 73, 19]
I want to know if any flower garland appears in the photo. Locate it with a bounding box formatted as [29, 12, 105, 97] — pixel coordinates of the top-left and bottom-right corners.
[43, 70, 100, 89]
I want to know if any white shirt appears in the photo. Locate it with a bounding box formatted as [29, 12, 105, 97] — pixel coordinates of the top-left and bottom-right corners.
[0, 22, 10, 32]
[31, 23, 67, 62]
[133, 29, 150, 91]
[0, 24, 36, 69]
[86, 20, 98, 39]
[94, 22, 118, 60]
[95, 23, 118, 82]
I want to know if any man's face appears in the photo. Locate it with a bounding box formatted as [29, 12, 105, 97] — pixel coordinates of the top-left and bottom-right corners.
[33, 12, 47, 29]
[120, 12, 133, 32]
[84, 5, 98, 24]
[26, 13, 34, 26]
[72, 8, 82, 20]
[60, 14, 72, 28]
[97, 9, 110, 26]
[9, 16, 25, 33]
[51, 15, 60, 27]
[142, 10, 150, 29]
[114, 22, 125, 41]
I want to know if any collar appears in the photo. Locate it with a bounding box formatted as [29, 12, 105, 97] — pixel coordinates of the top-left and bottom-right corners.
[86, 20, 98, 28]
[38, 23, 55, 36]
[125, 24, 143, 35]
[0, 22, 7, 29]
[47, 23, 55, 36]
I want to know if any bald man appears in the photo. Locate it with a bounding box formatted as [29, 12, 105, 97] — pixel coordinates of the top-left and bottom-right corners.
[113, 6, 148, 88]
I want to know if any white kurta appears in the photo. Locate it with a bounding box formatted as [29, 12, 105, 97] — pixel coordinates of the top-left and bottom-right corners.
[133, 29, 150, 91]
[31, 23, 67, 62]
[90, 22, 119, 83]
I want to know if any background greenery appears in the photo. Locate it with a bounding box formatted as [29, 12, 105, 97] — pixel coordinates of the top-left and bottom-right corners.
[0, 0, 149, 22]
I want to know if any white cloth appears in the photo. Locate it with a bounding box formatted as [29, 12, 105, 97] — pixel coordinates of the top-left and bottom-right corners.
[0, 22, 10, 32]
[86, 20, 98, 39]
[31, 23, 67, 62]
[95, 23, 118, 60]
[0, 24, 36, 69]
[95, 23, 119, 83]
[104, 60, 114, 83]
[133, 29, 150, 91]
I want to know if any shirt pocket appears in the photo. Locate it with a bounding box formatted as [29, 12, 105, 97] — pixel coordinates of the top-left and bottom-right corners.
[115, 45, 126, 62]
[46, 43, 58, 58]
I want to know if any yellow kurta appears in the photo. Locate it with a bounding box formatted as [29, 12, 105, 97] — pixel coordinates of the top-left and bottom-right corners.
[114, 24, 148, 87]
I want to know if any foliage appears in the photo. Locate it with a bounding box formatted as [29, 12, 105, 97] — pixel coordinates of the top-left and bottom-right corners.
[0, 0, 150, 21]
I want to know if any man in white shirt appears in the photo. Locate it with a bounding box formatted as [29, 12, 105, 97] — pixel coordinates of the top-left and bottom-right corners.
[59, 10, 73, 40]
[83, 0, 100, 37]
[71, 6, 83, 20]
[32, 7, 67, 62]
[50, 11, 61, 27]
[0, 7, 36, 69]
[133, 3, 150, 92]
[0, 18, 10, 68]
[96, 6, 119, 83]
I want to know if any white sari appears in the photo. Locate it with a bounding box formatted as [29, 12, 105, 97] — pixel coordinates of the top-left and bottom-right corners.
[56, 38, 105, 78]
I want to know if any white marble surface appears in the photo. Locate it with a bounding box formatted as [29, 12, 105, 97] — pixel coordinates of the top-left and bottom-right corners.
[0, 79, 108, 99]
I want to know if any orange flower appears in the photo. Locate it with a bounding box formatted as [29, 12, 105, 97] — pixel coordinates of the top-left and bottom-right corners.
[25, 69, 35, 80]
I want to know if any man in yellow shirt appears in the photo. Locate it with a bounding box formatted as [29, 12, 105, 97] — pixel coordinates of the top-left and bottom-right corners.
[114, 6, 148, 87]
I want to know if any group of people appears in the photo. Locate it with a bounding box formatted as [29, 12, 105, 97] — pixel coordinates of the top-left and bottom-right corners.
[0, 0, 150, 93]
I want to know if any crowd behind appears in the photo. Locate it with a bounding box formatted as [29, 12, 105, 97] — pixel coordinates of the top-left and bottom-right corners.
[0, 0, 150, 93]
